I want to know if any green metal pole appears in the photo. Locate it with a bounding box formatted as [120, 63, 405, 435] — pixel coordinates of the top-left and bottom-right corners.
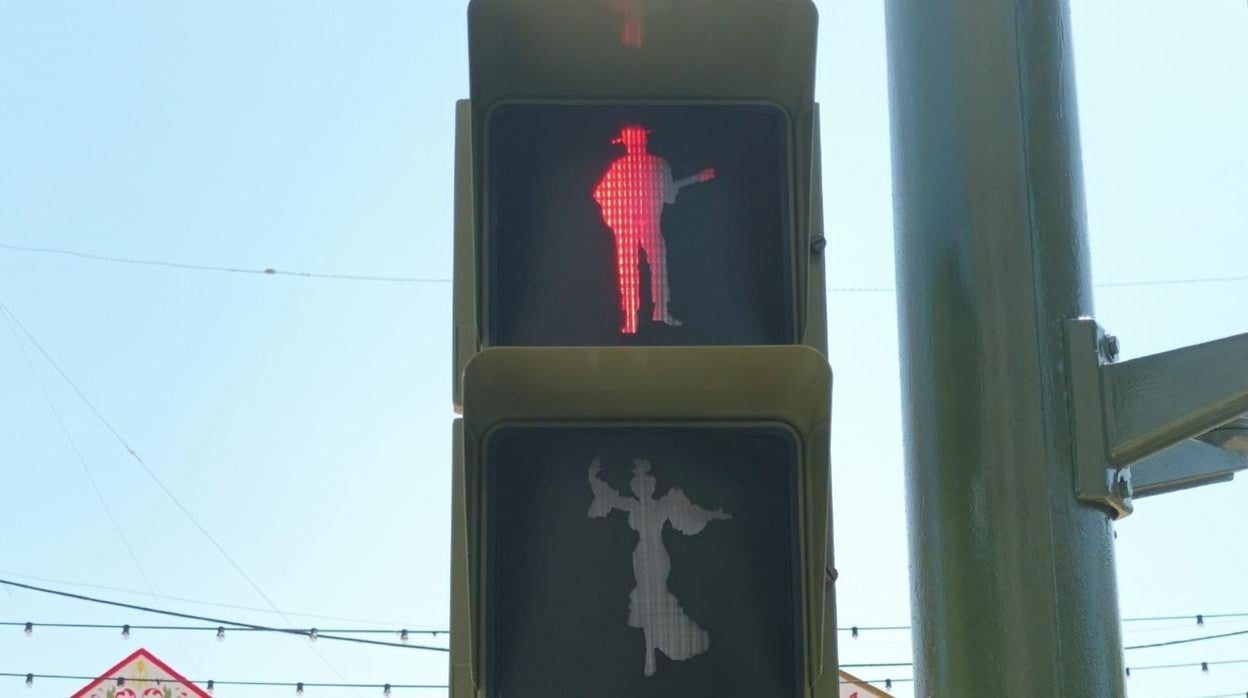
[885, 1, 1125, 696]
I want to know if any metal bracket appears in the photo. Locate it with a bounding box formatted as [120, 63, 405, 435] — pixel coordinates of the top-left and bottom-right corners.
[1065, 318, 1248, 518]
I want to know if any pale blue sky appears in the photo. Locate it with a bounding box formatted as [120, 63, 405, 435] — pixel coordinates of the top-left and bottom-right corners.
[0, 2, 1244, 697]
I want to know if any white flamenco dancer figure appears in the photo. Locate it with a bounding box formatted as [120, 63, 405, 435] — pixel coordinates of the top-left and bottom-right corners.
[587, 457, 732, 677]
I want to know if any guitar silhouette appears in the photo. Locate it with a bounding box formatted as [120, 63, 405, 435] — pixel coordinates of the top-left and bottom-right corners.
[673, 167, 717, 192]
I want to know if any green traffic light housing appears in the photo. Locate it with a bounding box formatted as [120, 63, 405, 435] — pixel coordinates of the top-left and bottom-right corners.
[453, 0, 827, 408]
[452, 346, 835, 697]
[449, 1, 835, 696]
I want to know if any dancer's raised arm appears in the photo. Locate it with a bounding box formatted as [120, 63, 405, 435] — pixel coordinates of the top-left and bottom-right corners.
[587, 458, 633, 517]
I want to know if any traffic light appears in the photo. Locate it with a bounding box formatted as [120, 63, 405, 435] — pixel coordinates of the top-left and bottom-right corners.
[449, 0, 834, 696]
[485, 103, 794, 346]
[456, 348, 832, 698]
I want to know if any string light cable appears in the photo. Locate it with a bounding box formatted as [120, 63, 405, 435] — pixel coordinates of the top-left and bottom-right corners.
[1127, 658, 1248, 674]
[4, 621, 443, 641]
[0, 569, 438, 629]
[843, 657, 1248, 675]
[0, 578, 447, 652]
[0, 672, 444, 693]
[841, 628, 1248, 673]
[1127, 628, 1248, 651]
[838, 612, 1248, 637]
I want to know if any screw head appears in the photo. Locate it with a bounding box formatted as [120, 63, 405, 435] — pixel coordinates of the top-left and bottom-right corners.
[1101, 334, 1120, 362]
[1115, 472, 1133, 500]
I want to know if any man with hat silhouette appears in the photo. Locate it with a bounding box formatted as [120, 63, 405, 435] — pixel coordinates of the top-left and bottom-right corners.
[593, 125, 715, 334]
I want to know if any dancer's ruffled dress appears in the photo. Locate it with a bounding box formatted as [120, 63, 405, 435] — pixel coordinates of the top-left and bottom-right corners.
[588, 458, 731, 676]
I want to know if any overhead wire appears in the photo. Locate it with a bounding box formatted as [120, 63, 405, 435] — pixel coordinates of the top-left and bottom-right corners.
[841, 657, 1248, 694]
[10, 615, 1243, 654]
[841, 626, 1248, 670]
[4, 621, 444, 638]
[0, 569, 438, 629]
[1, 312, 203, 676]
[1128, 658, 1248, 673]
[0, 297, 368, 696]
[838, 612, 1248, 635]
[4, 240, 1247, 290]
[1128, 629, 1248, 651]
[0, 242, 446, 284]
[0, 672, 446, 692]
[0, 578, 447, 652]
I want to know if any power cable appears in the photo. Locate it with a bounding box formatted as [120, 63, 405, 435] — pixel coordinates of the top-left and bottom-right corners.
[839, 613, 1248, 635]
[853, 677, 914, 691]
[11, 614, 1237, 648]
[1128, 613, 1248, 623]
[0, 578, 447, 652]
[825, 273, 1248, 294]
[1128, 658, 1248, 673]
[0, 570, 438, 629]
[1097, 275, 1248, 289]
[842, 628, 1248, 670]
[0, 242, 446, 284]
[0, 297, 367, 695]
[5, 621, 444, 639]
[5, 241, 1247, 290]
[2, 313, 203, 675]
[1128, 629, 1248, 651]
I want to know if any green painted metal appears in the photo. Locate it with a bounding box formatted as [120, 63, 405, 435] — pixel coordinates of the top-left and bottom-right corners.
[449, 418, 473, 696]
[801, 106, 829, 357]
[885, 0, 1126, 695]
[1067, 318, 1248, 514]
[452, 100, 477, 412]
[1105, 332, 1248, 467]
[1131, 439, 1247, 499]
[1066, 318, 1131, 516]
[454, 345, 836, 697]
[1199, 417, 1248, 454]
[467, 0, 818, 121]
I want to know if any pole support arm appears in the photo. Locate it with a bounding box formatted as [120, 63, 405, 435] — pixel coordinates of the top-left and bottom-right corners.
[1066, 318, 1248, 518]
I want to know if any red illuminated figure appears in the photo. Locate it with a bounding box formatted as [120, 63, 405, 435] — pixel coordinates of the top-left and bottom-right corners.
[610, 0, 644, 48]
[593, 125, 716, 334]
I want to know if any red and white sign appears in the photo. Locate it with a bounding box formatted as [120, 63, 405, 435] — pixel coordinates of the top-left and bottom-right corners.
[840, 669, 896, 697]
[70, 648, 210, 698]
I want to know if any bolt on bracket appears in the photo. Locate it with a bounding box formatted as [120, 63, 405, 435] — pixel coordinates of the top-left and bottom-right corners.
[1065, 318, 1248, 519]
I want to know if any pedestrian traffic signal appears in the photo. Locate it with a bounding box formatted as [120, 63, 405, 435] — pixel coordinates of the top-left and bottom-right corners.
[453, 348, 834, 698]
[453, 0, 825, 399]
[485, 104, 792, 346]
[449, 1, 836, 696]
